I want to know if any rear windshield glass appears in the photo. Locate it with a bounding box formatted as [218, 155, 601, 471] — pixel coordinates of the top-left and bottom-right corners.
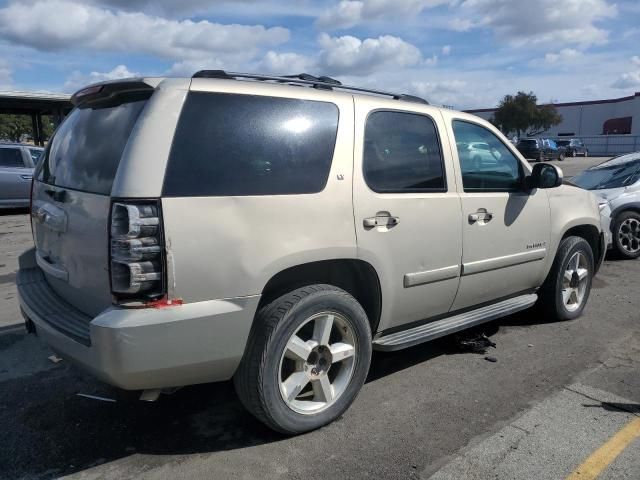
[163, 92, 339, 197]
[518, 140, 537, 147]
[39, 93, 149, 195]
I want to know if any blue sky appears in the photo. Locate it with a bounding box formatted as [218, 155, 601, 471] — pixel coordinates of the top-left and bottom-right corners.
[0, 0, 639, 109]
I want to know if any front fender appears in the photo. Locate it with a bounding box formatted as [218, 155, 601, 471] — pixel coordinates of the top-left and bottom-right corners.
[544, 185, 602, 276]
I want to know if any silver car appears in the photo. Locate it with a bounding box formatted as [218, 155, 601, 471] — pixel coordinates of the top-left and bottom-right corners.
[17, 73, 605, 434]
[572, 152, 640, 259]
[0, 143, 43, 208]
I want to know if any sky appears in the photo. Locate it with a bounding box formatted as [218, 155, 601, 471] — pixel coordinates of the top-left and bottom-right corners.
[0, 0, 639, 109]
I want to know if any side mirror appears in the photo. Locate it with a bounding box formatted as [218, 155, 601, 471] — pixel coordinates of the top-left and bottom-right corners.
[528, 163, 563, 190]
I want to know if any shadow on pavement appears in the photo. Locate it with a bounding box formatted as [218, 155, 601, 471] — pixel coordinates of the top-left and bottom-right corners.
[0, 306, 557, 479]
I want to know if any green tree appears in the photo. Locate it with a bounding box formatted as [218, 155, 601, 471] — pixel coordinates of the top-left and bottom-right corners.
[492, 91, 562, 138]
[0, 114, 33, 142]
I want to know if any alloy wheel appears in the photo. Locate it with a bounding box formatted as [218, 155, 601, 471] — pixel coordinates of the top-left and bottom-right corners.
[618, 217, 640, 254]
[561, 252, 589, 312]
[278, 311, 357, 415]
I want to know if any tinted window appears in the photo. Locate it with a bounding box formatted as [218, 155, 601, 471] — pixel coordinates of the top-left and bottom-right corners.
[39, 94, 149, 194]
[453, 120, 523, 191]
[0, 148, 25, 167]
[518, 139, 538, 148]
[363, 111, 445, 192]
[163, 92, 339, 196]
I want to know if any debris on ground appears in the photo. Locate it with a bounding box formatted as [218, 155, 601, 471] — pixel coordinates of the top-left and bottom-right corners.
[48, 354, 63, 364]
[484, 356, 498, 363]
[76, 393, 117, 403]
[453, 331, 497, 353]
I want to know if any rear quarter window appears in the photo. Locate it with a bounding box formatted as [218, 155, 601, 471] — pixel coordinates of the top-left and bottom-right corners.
[163, 92, 339, 197]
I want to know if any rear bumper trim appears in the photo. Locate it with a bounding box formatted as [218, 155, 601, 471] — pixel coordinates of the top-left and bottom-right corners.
[17, 266, 91, 345]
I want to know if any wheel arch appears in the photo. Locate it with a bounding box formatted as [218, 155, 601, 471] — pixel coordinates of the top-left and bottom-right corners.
[610, 203, 640, 221]
[560, 224, 603, 272]
[256, 259, 383, 334]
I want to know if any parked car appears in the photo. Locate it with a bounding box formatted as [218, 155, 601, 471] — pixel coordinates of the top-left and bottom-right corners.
[18, 72, 605, 434]
[556, 139, 589, 157]
[517, 138, 565, 162]
[0, 143, 43, 208]
[571, 152, 640, 259]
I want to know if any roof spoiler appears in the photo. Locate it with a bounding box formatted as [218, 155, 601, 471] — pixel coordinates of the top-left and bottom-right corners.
[71, 78, 160, 106]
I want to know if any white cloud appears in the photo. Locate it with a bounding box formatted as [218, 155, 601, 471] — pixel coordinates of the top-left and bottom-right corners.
[442, 45, 452, 56]
[529, 48, 584, 66]
[317, 33, 423, 76]
[0, 1, 289, 63]
[257, 51, 314, 74]
[63, 64, 140, 92]
[611, 55, 640, 89]
[410, 79, 471, 106]
[317, 0, 448, 29]
[455, 0, 617, 47]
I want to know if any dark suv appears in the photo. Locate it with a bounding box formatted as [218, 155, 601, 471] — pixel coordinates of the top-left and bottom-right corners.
[516, 138, 565, 162]
[556, 139, 588, 157]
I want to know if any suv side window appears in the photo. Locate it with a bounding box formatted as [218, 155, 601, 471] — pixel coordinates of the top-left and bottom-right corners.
[0, 148, 25, 168]
[363, 111, 446, 192]
[163, 92, 339, 197]
[452, 120, 523, 192]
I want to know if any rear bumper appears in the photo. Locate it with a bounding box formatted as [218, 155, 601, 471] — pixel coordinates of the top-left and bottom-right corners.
[17, 248, 259, 390]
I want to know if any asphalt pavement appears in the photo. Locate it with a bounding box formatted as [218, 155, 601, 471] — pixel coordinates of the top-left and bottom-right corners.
[1, 155, 638, 480]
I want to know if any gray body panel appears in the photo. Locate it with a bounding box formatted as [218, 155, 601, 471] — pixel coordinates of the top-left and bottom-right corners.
[0, 144, 37, 207]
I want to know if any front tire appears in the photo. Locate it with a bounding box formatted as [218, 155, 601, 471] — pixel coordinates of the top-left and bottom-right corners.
[538, 236, 594, 321]
[559, 153, 565, 161]
[612, 211, 640, 259]
[234, 284, 372, 434]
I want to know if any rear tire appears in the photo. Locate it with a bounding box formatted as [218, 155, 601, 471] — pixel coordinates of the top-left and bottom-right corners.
[537, 236, 594, 321]
[572, 150, 577, 157]
[612, 211, 640, 259]
[234, 284, 372, 434]
[559, 153, 565, 161]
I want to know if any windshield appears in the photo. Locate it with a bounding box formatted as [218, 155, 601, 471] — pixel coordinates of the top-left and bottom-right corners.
[572, 158, 640, 190]
[39, 92, 150, 195]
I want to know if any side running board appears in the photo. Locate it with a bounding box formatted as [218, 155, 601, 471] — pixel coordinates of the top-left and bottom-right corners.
[372, 294, 538, 352]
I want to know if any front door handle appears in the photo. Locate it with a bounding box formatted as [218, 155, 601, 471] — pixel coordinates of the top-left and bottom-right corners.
[468, 210, 494, 224]
[364, 212, 400, 229]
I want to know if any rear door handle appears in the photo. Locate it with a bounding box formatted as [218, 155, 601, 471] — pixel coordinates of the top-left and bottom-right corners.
[468, 210, 494, 224]
[364, 213, 400, 229]
[20, 174, 32, 180]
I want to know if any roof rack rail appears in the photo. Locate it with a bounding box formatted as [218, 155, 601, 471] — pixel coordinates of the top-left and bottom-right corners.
[192, 70, 429, 105]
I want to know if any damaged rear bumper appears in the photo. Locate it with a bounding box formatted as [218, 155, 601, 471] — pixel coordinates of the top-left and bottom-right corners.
[17, 248, 259, 390]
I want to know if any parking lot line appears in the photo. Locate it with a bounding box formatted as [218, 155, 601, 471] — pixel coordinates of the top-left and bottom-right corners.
[565, 417, 640, 480]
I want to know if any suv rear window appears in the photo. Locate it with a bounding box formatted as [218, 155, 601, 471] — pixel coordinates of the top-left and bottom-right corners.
[518, 139, 537, 147]
[163, 92, 339, 197]
[39, 93, 150, 195]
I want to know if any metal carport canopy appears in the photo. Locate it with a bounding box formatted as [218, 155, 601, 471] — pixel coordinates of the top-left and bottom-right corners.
[0, 90, 72, 146]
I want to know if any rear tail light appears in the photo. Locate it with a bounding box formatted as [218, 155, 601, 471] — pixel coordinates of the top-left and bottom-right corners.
[110, 201, 165, 301]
